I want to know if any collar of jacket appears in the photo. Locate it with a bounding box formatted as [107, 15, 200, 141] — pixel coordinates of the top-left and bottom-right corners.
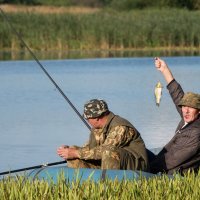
[177, 115, 200, 132]
[101, 112, 116, 136]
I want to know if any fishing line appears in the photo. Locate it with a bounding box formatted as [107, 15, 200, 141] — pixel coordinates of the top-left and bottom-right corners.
[0, 7, 91, 130]
[154, 58, 163, 107]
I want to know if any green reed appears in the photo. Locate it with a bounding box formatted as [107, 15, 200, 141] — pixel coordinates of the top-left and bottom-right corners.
[1, 171, 200, 200]
[1, 9, 200, 51]
[0, 170, 200, 200]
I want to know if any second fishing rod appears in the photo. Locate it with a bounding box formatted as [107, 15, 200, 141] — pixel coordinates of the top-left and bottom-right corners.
[0, 7, 91, 131]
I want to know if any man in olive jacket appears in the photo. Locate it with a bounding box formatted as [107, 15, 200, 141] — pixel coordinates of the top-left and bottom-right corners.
[57, 99, 149, 171]
[150, 57, 200, 175]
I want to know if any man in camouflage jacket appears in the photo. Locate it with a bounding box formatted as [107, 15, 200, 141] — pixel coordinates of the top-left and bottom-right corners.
[150, 57, 200, 175]
[57, 99, 149, 171]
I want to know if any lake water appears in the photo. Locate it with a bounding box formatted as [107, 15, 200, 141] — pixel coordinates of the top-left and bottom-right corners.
[0, 56, 200, 172]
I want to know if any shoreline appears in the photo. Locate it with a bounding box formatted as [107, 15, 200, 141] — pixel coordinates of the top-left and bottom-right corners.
[1, 48, 200, 60]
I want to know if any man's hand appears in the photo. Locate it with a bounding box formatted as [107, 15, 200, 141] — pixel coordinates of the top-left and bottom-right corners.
[155, 57, 168, 72]
[57, 145, 79, 160]
[154, 57, 174, 84]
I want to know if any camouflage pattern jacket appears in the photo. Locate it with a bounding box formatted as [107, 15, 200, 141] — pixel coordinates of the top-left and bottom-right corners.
[77, 112, 148, 169]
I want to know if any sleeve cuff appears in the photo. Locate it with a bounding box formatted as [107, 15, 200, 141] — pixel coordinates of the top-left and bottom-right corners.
[166, 79, 176, 89]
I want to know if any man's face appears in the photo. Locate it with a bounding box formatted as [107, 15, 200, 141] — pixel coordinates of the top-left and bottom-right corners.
[87, 118, 101, 128]
[182, 106, 200, 123]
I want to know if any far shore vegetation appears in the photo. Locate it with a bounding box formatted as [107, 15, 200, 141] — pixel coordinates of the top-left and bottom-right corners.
[0, 1, 200, 59]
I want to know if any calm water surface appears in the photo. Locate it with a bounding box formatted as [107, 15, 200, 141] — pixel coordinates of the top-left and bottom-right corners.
[0, 56, 200, 172]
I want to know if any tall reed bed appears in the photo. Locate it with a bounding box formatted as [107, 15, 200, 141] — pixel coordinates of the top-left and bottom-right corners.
[1, 9, 200, 51]
[1, 171, 200, 199]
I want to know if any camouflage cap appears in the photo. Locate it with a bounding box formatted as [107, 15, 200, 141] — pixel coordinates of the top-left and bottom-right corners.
[178, 92, 200, 110]
[83, 99, 109, 119]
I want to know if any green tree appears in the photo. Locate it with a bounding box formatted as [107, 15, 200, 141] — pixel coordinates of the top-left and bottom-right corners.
[1, 0, 39, 4]
[157, 0, 200, 10]
[109, 0, 153, 10]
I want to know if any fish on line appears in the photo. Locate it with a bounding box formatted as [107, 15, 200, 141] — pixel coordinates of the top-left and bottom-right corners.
[154, 81, 163, 106]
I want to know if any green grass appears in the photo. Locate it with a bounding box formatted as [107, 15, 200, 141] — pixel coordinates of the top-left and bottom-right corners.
[0, 8, 200, 53]
[1, 171, 200, 199]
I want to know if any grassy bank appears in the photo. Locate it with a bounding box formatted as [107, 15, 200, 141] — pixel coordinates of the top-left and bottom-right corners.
[0, 8, 200, 53]
[1, 171, 200, 199]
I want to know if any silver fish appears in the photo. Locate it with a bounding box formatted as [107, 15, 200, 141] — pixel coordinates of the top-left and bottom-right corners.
[154, 81, 163, 106]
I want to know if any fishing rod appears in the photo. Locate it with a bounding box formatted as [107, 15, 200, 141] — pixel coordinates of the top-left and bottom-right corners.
[0, 7, 91, 130]
[0, 160, 66, 176]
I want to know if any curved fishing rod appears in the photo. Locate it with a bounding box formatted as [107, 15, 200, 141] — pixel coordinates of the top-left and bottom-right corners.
[0, 7, 91, 130]
[0, 160, 66, 176]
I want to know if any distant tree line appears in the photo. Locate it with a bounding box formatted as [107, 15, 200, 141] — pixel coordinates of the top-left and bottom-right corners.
[0, 0, 200, 10]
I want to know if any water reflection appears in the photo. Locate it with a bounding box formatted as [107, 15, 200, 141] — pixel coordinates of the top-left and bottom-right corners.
[1, 49, 200, 60]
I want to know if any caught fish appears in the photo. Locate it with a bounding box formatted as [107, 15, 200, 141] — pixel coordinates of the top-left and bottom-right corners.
[154, 81, 163, 106]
